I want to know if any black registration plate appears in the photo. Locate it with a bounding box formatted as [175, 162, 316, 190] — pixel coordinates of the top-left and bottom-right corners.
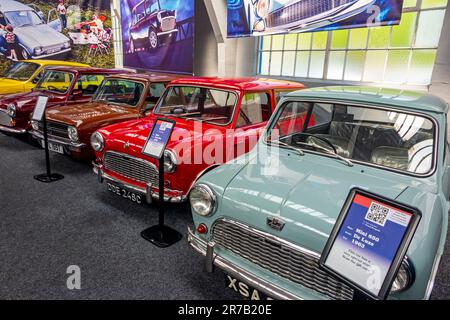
[107, 182, 144, 204]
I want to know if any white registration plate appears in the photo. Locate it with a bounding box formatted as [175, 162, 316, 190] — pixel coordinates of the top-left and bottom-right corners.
[41, 141, 64, 154]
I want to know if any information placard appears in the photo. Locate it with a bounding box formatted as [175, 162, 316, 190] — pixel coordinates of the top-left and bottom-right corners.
[142, 119, 175, 160]
[32, 96, 49, 121]
[320, 188, 421, 300]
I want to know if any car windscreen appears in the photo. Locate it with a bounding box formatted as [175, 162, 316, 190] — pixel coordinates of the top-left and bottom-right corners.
[36, 70, 74, 94]
[267, 101, 436, 175]
[5, 10, 43, 28]
[0, 61, 39, 81]
[93, 79, 145, 107]
[153, 86, 238, 125]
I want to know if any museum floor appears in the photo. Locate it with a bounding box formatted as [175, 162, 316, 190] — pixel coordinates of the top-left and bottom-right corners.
[0, 133, 449, 300]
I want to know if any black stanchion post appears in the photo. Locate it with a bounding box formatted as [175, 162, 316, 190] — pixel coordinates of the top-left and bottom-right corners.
[141, 119, 182, 248]
[33, 96, 64, 183]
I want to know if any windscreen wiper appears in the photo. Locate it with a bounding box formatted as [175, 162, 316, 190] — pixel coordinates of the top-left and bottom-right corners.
[268, 139, 305, 156]
[295, 141, 354, 167]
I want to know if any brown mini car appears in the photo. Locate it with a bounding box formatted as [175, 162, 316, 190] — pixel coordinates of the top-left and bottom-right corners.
[30, 73, 180, 160]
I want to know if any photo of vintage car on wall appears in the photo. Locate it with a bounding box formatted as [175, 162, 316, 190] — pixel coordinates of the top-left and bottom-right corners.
[230, 0, 378, 36]
[0, 0, 71, 60]
[128, 0, 178, 53]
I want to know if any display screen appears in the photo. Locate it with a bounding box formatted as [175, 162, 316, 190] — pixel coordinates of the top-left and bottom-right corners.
[321, 189, 420, 299]
[32, 96, 49, 121]
[142, 119, 175, 159]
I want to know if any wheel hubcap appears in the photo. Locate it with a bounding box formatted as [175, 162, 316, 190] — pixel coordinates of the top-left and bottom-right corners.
[150, 33, 157, 48]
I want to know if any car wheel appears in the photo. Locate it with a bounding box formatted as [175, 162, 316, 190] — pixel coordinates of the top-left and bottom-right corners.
[148, 29, 158, 50]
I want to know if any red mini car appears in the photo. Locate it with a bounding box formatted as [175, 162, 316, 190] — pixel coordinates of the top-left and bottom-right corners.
[92, 77, 305, 204]
[0, 67, 126, 135]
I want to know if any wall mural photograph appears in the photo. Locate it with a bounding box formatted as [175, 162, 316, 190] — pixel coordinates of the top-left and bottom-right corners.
[228, 0, 405, 37]
[120, 0, 195, 74]
[0, 0, 115, 73]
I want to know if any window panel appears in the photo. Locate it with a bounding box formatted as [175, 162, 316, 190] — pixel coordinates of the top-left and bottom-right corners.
[363, 51, 388, 82]
[282, 51, 296, 76]
[368, 27, 390, 49]
[261, 36, 271, 51]
[295, 52, 309, 77]
[272, 35, 284, 50]
[415, 10, 446, 47]
[297, 33, 312, 50]
[284, 34, 298, 51]
[348, 28, 369, 49]
[408, 50, 437, 85]
[309, 51, 325, 78]
[312, 32, 328, 50]
[331, 30, 348, 49]
[385, 50, 411, 83]
[327, 51, 345, 80]
[421, 0, 448, 8]
[270, 52, 282, 76]
[403, 0, 417, 7]
[390, 12, 417, 48]
[260, 52, 270, 75]
[344, 51, 365, 81]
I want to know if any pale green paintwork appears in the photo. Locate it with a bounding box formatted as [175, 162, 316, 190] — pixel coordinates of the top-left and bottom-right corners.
[191, 86, 450, 300]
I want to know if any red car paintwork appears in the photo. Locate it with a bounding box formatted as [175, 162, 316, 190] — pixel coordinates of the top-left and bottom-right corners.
[94, 77, 305, 203]
[0, 67, 127, 134]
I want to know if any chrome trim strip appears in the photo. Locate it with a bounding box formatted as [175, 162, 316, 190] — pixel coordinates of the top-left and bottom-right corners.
[187, 227, 303, 300]
[157, 30, 178, 36]
[0, 125, 27, 134]
[30, 130, 86, 148]
[31, 48, 71, 60]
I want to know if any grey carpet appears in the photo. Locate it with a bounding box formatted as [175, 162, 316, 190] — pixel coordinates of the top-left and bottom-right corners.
[0, 133, 448, 300]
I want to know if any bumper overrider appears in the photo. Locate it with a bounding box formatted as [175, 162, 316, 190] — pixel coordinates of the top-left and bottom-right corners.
[93, 161, 187, 203]
[30, 130, 86, 150]
[187, 227, 302, 300]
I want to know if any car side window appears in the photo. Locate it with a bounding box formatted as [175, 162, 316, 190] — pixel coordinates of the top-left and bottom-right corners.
[236, 93, 271, 128]
[75, 75, 105, 96]
[0, 12, 7, 26]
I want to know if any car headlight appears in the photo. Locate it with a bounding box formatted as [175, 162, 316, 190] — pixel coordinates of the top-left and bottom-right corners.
[190, 184, 216, 217]
[164, 150, 177, 173]
[64, 41, 71, 49]
[6, 104, 16, 118]
[34, 47, 43, 55]
[391, 259, 414, 293]
[254, 0, 270, 19]
[90, 132, 104, 152]
[31, 120, 39, 131]
[68, 126, 79, 142]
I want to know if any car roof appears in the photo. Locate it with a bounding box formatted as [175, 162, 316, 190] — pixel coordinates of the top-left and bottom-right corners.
[170, 77, 305, 91]
[104, 72, 184, 83]
[0, 0, 32, 12]
[285, 86, 449, 114]
[45, 66, 128, 74]
[22, 60, 88, 67]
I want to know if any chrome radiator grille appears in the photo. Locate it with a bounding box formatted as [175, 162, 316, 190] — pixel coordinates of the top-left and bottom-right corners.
[161, 17, 176, 32]
[104, 152, 159, 187]
[212, 220, 354, 300]
[0, 110, 12, 127]
[266, 0, 356, 28]
[38, 121, 69, 139]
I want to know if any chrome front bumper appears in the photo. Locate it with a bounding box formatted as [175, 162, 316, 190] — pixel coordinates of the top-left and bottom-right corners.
[187, 227, 302, 300]
[0, 124, 26, 134]
[93, 162, 187, 203]
[30, 130, 86, 149]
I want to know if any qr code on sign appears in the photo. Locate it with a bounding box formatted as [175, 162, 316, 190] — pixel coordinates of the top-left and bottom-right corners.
[365, 202, 390, 226]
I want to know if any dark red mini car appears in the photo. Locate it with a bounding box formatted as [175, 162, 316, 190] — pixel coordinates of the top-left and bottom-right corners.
[0, 67, 126, 135]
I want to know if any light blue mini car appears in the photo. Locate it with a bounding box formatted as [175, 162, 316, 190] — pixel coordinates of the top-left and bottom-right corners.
[188, 86, 449, 300]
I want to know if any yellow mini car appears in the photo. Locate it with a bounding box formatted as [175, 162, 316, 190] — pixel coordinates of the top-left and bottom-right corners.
[0, 60, 89, 96]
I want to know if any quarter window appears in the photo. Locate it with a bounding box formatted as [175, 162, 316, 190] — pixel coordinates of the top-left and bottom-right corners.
[236, 93, 271, 128]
